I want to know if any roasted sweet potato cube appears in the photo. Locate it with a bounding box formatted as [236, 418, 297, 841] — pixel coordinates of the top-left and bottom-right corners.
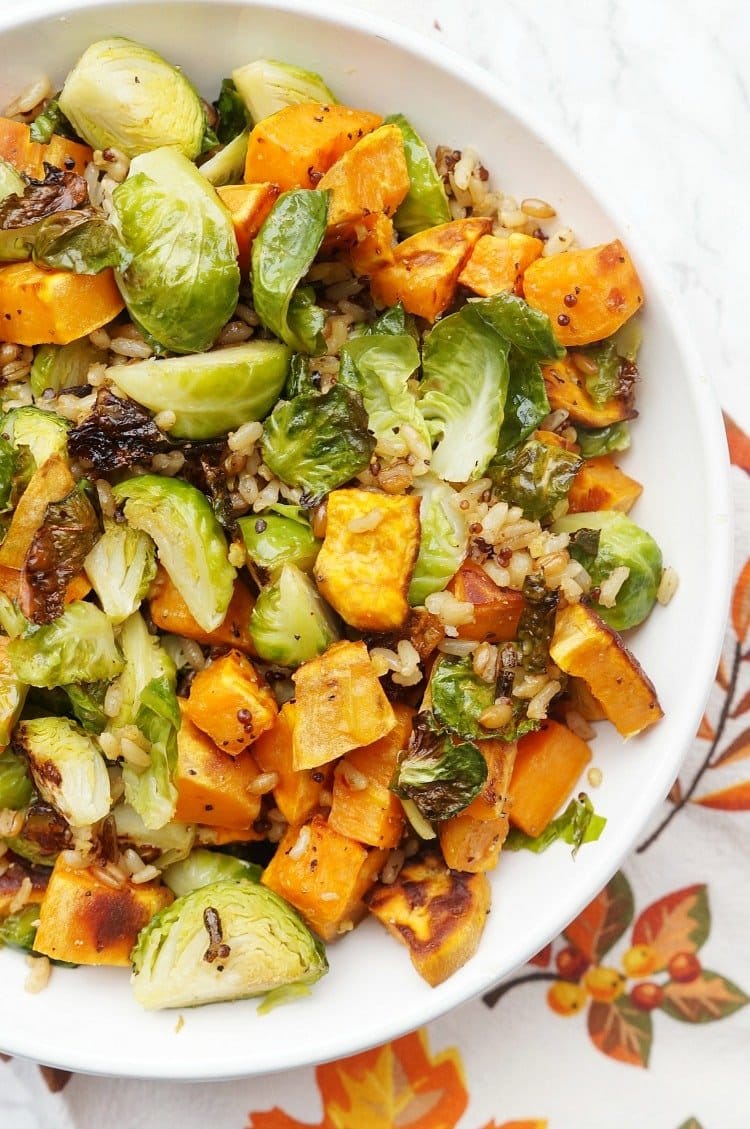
[508, 720, 591, 837]
[292, 640, 396, 769]
[0, 117, 91, 178]
[194, 824, 266, 846]
[542, 355, 637, 429]
[262, 814, 386, 940]
[523, 239, 644, 347]
[318, 123, 409, 241]
[148, 566, 256, 654]
[350, 214, 396, 276]
[184, 650, 278, 754]
[33, 859, 172, 966]
[532, 427, 580, 453]
[367, 852, 491, 986]
[0, 262, 125, 346]
[448, 559, 525, 643]
[369, 217, 492, 322]
[314, 489, 421, 632]
[252, 702, 330, 825]
[458, 233, 543, 297]
[550, 602, 662, 737]
[567, 455, 643, 514]
[328, 703, 413, 848]
[174, 702, 262, 829]
[244, 102, 382, 191]
[0, 455, 75, 570]
[566, 675, 608, 722]
[439, 738, 517, 872]
[217, 182, 280, 275]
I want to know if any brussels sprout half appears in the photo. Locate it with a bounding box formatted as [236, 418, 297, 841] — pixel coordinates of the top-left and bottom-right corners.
[162, 849, 261, 897]
[59, 37, 206, 159]
[408, 476, 468, 606]
[238, 505, 320, 578]
[30, 339, 107, 400]
[386, 114, 451, 237]
[113, 147, 240, 354]
[131, 879, 328, 1010]
[249, 563, 339, 667]
[0, 158, 25, 204]
[8, 601, 124, 688]
[113, 476, 236, 634]
[199, 130, 249, 188]
[0, 904, 40, 953]
[110, 342, 290, 440]
[231, 58, 336, 122]
[15, 716, 111, 828]
[84, 522, 157, 626]
[0, 748, 33, 810]
[1, 406, 69, 469]
[338, 332, 430, 458]
[554, 510, 663, 631]
[113, 802, 195, 869]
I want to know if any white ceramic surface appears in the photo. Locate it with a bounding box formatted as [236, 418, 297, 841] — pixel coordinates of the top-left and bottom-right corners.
[0, 0, 732, 1080]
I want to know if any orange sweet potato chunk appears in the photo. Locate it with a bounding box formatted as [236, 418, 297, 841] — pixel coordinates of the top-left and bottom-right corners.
[0, 262, 124, 346]
[0, 117, 92, 178]
[148, 565, 256, 654]
[0, 455, 75, 570]
[448, 559, 525, 643]
[216, 182, 280, 275]
[439, 738, 517, 872]
[318, 123, 409, 240]
[174, 702, 262, 829]
[458, 233, 544, 297]
[244, 103, 382, 191]
[542, 355, 637, 428]
[349, 213, 396, 276]
[184, 650, 278, 755]
[567, 455, 643, 514]
[508, 720, 592, 837]
[252, 702, 330, 826]
[523, 239, 644, 346]
[369, 217, 492, 322]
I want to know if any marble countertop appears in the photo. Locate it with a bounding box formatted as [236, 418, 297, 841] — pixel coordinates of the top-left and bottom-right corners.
[349, 0, 750, 428]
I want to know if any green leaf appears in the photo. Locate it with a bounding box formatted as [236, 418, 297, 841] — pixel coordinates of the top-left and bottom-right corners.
[408, 476, 468, 606]
[0, 904, 39, 952]
[587, 996, 652, 1068]
[429, 655, 496, 739]
[660, 971, 749, 1023]
[505, 793, 606, 855]
[339, 332, 429, 456]
[286, 285, 326, 356]
[0, 748, 34, 810]
[472, 291, 565, 360]
[576, 421, 631, 459]
[0, 435, 16, 511]
[64, 681, 108, 734]
[386, 113, 451, 237]
[212, 78, 248, 145]
[251, 189, 328, 354]
[517, 573, 559, 674]
[489, 437, 582, 522]
[391, 713, 487, 821]
[496, 349, 550, 456]
[33, 211, 131, 274]
[581, 340, 622, 405]
[29, 96, 76, 144]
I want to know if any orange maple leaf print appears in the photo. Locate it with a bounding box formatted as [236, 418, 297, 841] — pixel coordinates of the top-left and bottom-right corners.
[247, 1029, 467, 1129]
[724, 412, 750, 474]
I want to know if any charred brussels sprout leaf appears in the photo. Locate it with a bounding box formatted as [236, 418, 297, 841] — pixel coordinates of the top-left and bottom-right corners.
[251, 189, 328, 354]
[32, 209, 131, 274]
[418, 303, 510, 483]
[489, 438, 582, 522]
[249, 563, 339, 667]
[238, 505, 320, 577]
[131, 879, 328, 1010]
[472, 291, 566, 361]
[5, 802, 74, 866]
[59, 37, 206, 159]
[386, 114, 451, 237]
[505, 793, 606, 855]
[29, 96, 76, 143]
[554, 510, 663, 631]
[496, 349, 550, 456]
[109, 342, 291, 440]
[113, 147, 240, 353]
[68, 388, 170, 473]
[232, 58, 336, 122]
[391, 714, 487, 821]
[16, 715, 111, 827]
[64, 681, 108, 735]
[162, 849, 261, 897]
[283, 354, 317, 399]
[429, 656, 496, 739]
[338, 332, 429, 456]
[0, 904, 40, 952]
[408, 476, 468, 606]
[8, 601, 124, 687]
[84, 522, 157, 625]
[0, 166, 87, 231]
[576, 422, 631, 459]
[517, 573, 559, 674]
[261, 385, 375, 505]
[20, 483, 100, 625]
[0, 748, 34, 810]
[113, 475, 235, 634]
[213, 78, 248, 145]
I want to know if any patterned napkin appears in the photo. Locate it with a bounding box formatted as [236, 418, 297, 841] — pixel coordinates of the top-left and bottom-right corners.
[1, 415, 747, 1129]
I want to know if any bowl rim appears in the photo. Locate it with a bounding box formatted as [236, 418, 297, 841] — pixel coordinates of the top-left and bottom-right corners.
[0, 0, 734, 1081]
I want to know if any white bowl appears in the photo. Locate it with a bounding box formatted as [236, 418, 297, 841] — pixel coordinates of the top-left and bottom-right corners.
[0, 0, 732, 1080]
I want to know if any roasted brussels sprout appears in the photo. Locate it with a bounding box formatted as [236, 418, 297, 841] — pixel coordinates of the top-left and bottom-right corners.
[131, 879, 328, 1009]
[261, 384, 376, 504]
[0, 904, 39, 953]
[113, 802, 195, 869]
[2, 406, 69, 469]
[386, 114, 451, 237]
[408, 476, 468, 606]
[15, 716, 111, 828]
[338, 332, 429, 458]
[162, 849, 261, 897]
[576, 422, 631, 459]
[472, 291, 565, 362]
[0, 643, 27, 748]
[232, 58, 336, 122]
[20, 482, 100, 626]
[113, 147, 240, 354]
[429, 655, 496, 740]
[84, 522, 157, 626]
[505, 792, 606, 855]
[8, 601, 124, 688]
[517, 573, 559, 674]
[497, 350, 550, 456]
[238, 505, 320, 577]
[199, 130, 249, 188]
[59, 37, 206, 159]
[489, 437, 582, 522]
[29, 338, 107, 399]
[113, 475, 236, 634]
[0, 748, 33, 810]
[109, 342, 290, 440]
[391, 714, 488, 822]
[249, 563, 339, 667]
[0, 157, 24, 204]
[554, 510, 663, 630]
